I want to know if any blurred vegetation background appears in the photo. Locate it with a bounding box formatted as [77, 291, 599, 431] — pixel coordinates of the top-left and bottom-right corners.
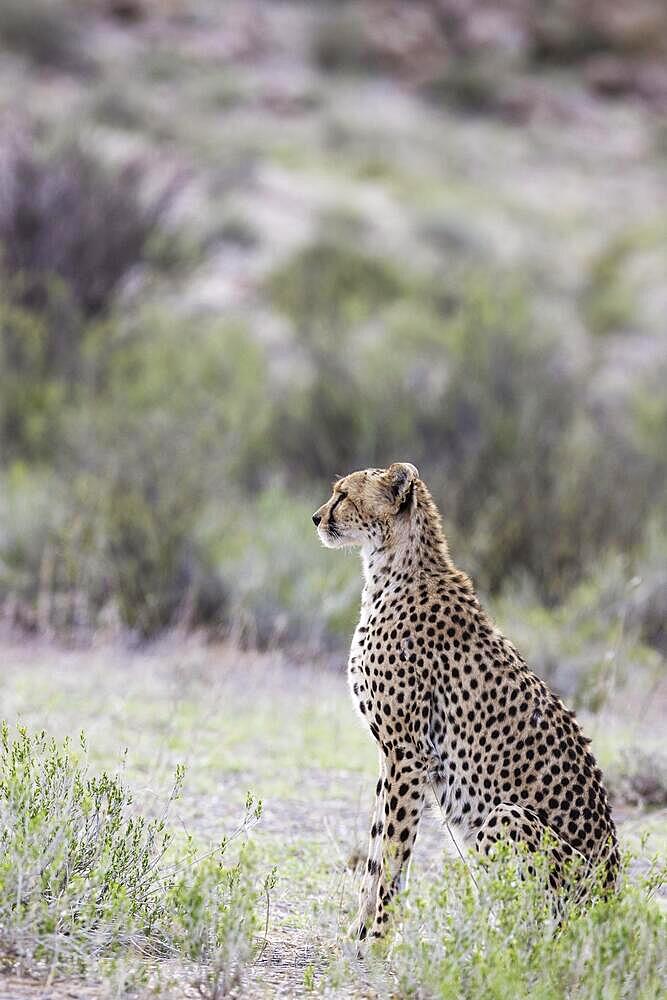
[0, 0, 665, 704]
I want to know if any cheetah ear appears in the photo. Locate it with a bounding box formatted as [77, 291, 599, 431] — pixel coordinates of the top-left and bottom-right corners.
[384, 462, 419, 505]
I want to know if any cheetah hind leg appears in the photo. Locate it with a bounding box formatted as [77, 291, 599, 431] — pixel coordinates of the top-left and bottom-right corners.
[475, 803, 585, 900]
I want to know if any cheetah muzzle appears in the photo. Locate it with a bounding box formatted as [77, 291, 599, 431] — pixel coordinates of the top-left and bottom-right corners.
[313, 462, 619, 944]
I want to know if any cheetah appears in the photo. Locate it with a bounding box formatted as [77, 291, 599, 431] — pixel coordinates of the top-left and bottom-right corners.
[312, 462, 619, 942]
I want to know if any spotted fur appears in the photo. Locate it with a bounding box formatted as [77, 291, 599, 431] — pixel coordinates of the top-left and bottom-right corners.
[313, 463, 619, 941]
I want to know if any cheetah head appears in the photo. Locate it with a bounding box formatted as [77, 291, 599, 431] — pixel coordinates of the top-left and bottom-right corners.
[312, 462, 420, 550]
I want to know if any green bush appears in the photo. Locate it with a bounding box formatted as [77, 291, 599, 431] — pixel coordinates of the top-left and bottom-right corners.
[265, 248, 667, 602]
[170, 835, 277, 1000]
[0, 0, 84, 70]
[330, 845, 667, 1000]
[0, 300, 69, 461]
[392, 856, 666, 999]
[92, 86, 147, 132]
[1, 313, 272, 637]
[424, 56, 512, 115]
[0, 139, 180, 461]
[372, 281, 665, 599]
[2, 213, 666, 641]
[610, 748, 667, 808]
[582, 230, 641, 336]
[0, 724, 273, 991]
[268, 238, 406, 337]
[581, 224, 667, 337]
[56, 470, 216, 637]
[205, 486, 360, 648]
[491, 544, 665, 710]
[59, 316, 269, 635]
[264, 238, 417, 479]
[0, 465, 68, 630]
[311, 4, 377, 75]
[0, 139, 175, 322]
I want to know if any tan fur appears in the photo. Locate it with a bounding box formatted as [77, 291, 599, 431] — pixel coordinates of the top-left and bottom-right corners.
[313, 464, 619, 941]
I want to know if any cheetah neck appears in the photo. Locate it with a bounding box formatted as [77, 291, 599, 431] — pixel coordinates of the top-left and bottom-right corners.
[361, 482, 474, 599]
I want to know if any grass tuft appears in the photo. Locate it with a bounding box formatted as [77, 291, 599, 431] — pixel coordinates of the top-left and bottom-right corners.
[0, 723, 273, 992]
[330, 844, 667, 1000]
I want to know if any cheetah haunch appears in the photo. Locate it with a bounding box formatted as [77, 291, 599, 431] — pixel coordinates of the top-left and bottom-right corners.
[313, 463, 619, 943]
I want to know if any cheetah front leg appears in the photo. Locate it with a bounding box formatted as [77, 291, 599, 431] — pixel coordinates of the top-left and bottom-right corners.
[352, 754, 386, 942]
[362, 755, 426, 943]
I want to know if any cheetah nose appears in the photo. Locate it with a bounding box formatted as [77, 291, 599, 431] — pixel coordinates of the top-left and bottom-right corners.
[312, 512, 322, 526]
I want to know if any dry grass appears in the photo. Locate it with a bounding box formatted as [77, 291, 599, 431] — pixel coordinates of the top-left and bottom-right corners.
[0, 638, 665, 996]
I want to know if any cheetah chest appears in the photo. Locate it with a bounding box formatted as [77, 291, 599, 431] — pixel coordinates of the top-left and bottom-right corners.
[347, 595, 424, 749]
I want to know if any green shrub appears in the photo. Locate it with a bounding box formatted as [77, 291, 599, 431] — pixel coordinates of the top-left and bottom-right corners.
[0, 139, 180, 462]
[309, 0, 667, 92]
[268, 238, 406, 337]
[264, 238, 416, 480]
[0, 138, 177, 323]
[0, 724, 272, 991]
[170, 835, 277, 1000]
[393, 855, 666, 999]
[491, 546, 665, 710]
[583, 520, 667, 658]
[0, 300, 69, 461]
[610, 748, 667, 808]
[58, 316, 269, 635]
[383, 280, 658, 598]
[581, 224, 667, 337]
[205, 486, 360, 648]
[92, 86, 147, 131]
[2, 212, 666, 641]
[0, 0, 84, 70]
[57, 470, 217, 637]
[582, 231, 641, 336]
[424, 56, 512, 115]
[0, 725, 178, 975]
[0, 465, 68, 629]
[311, 4, 377, 75]
[1, 313, 272, 637]
[330, 846, 667, 1000]
[266, 251, 667, 602]
[216, 214, 260, 250]
[632, 359, 667, 473]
